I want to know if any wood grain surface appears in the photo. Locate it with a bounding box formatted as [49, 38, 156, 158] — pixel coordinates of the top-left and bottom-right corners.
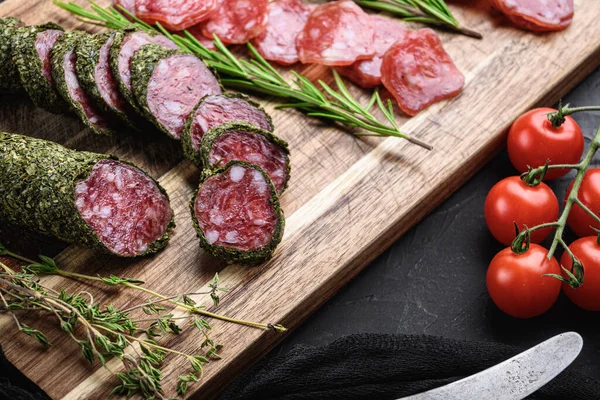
[1, 0, 599, 398]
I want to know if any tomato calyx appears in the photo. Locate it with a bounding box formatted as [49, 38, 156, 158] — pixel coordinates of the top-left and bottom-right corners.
[547, 101, 600, 128]
[520, 161, 550, 186]
[544, 254, 584, 289]
[510, 223, 531, 254]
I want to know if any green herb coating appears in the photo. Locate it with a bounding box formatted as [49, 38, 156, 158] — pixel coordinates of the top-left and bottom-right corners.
[181, 93, 275, 168]
[12, 23, 69, 114]
[0, 132, 175, 257]
[190, 160, 285, 266]
[52, 31, 116, 136]
[0, 17, 23, 93]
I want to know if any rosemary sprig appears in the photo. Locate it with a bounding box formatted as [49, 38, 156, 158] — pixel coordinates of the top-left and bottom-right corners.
[53, 0, 433, 150]
[354, 0, 482, 38]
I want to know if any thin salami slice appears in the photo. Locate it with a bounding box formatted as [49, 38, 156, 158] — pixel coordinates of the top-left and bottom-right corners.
[109, 29, 178, 110]
[192, 160, 285, 265]
[492, 0, 573, 32]
[296, 1, 375, 66]
[200, 122, 289, 194]
[181, 93, 273, 166]
[335, 15, 409, 88]
[131, 44, 222, 139]
[201, 0, 269, 45]
[251, 0, 316, 66]
[380, 29, 464, 116]
[0, 132, 174, 257]
[12, 23, 69, 114]
[0, 17, 23, 93]
[136, 0, 218, 31]
[187, 24, 217, 50]
[114, 0, 135, 16]
[52, 32, 117, 136]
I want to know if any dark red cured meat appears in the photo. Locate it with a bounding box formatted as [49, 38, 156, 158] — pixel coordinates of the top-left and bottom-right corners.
[335, 15, 409, 88]
[251, 0, 316, 66]
[380, 28, 464, 116]
[36, 29, 64, 85]
[296, 1, 375, 66]
[96, 33, 130, 114]
[136, 0, 218, 32]
[146, 53, 222, 138]
[491, 0, 573, 32]
[209, 129, 288, 193]
[194, 163, 278, 251]
[114, 0, 135, 16]
[75, 159, 173, 256]
[187, 24, 216, 50]
[116, 31, 178, 94]
[190, 94, 272, 149]
[201, 0, 269, 45]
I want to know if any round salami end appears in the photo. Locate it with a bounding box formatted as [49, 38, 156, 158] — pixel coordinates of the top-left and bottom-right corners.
[251, 0, 316, 66]
[136, 0, 218, 31]
[181, 93, 274, 166]
[335, 15, 408, 88]
[296, 1, 375, 66]
[200, 122, 289, 194]
[75, 159, 174, 257]
[192, 160, 285, 265]
[1, 17, 24, 93]
[131, 44, 222, 139]
[381, 29, 464, 116]
[492, 0, 573, 32]
[201, 0, 269, 45]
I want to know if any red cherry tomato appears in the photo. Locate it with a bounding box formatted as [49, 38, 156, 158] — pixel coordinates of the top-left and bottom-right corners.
[487, 244, 561, 318]
[507, 108, 584, 180]
[560, 237, 600, 311]
[484, 177, 559, 245]
[566, 168, 600, 237]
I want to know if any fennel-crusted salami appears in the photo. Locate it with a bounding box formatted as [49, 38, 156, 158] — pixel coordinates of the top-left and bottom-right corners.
[0, 17, 23, 93]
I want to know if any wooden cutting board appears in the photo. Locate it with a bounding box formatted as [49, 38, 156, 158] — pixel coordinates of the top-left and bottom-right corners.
[1, 0, 599, 398]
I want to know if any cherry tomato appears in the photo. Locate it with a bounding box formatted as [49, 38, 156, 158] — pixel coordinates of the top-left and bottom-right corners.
[566, 168, 600, 237]
[484, 176, 559, 245]
[560, 237, 600, 311]
[487, 244, 561, 318]
[507, 107, 584, 180]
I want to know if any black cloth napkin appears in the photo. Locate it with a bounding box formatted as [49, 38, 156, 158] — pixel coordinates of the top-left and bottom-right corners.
[1, 334, 599, 400]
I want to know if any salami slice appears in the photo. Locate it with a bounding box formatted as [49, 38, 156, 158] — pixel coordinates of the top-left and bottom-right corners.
[187, 24, 216, 50]
[52, 32, 117, 135]
[114, 0, 135, 16]
[0, 17, 23, 93]
[109, 29, 178, 110]
[201, 0, 269, 45]
[12, 23, 69, 114]
[200, 122, 290, 194]
[251, 0, 316, 66]
[191, 160, 285, 265]
[296, 1, 375, 66]
[131, 44, 222, 139]
[181, 93, 273, 166]
[136, 0, 218, 32]
[380, 29, 464, 116]
[492, 0, 573, 32]
[335, 15, 409, 88]
[0, 132, 174, 257]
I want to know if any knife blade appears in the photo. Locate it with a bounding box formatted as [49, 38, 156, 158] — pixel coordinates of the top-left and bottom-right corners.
[399, 332, 583, 400]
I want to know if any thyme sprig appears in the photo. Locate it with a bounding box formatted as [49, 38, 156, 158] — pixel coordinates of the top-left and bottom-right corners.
[53, 0, 433, 150]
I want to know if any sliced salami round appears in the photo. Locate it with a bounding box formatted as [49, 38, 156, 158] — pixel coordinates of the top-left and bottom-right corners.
[131, 43, 222, 139]
[492, 0, 573, 32]
[12, 23, 69, 114]
[251, 0, 316, 66]
[335, 15, 409, 88]
[181, 93, 273, 166]
[296, 1, 375, 66]
[201, 0, 269, 45]
[187, 24, 217, 50]
[109, 29, 178, 110]
[136, 0, 218, 31]
[0, 132, 174, 257]
[380, 28, 464, 116]
[199, 121, 289, 194]
[191, 160, 285, 265]
[52, 32, 117, 136]
[0, 17, 23, 93]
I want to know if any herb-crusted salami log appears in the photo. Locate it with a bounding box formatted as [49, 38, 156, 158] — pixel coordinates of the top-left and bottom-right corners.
[0, 132, 174, 257]
[131, 43, 222, 139]
[0, 17, 23, 93]
[12, 23, 69, 114]
[199, 121, 290, 194]
[191, 160, 284, 265]
[52, 31, 117, 136]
